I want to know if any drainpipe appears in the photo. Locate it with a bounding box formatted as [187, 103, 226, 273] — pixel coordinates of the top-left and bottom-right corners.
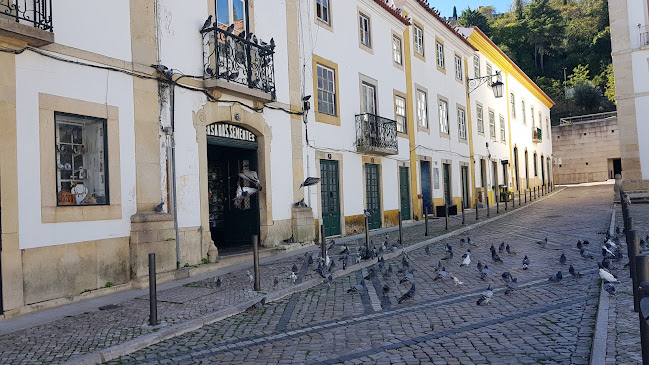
[169, 83, 180, 269]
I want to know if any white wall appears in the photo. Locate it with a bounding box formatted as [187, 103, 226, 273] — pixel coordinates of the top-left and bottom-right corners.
[15, 52, 136, 249]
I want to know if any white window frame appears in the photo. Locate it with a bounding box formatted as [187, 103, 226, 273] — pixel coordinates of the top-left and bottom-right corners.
[546, 117, 550, 135]
[315, 0, 330, 25]
[216, 0, 247, 28]
[316, 64, 336, 116]
[458, 107, 466, 140]
[531, 105, 535, 127]
[416, 89, 428, 128]
[521, 99, 526, 125]
[510, 93, 516, 119]
[359, 13, 371, 48]
[486, 63, 492, 78]
[414, 25, 424, 55]
[499, 115, 506, 142]
[439, 99, 449, 134]
[393, 35, 403, 65]
[489, 109, 496, 139]
[361, 81, 376, 115]
[455, 55, 463, 80]
[474, 54, 480, 78]
[476, 104, 484, 133]
[436, 41, 445, 69]
[395, 95, 407, 134]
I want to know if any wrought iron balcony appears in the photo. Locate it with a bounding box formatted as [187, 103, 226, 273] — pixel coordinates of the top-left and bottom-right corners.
[532, 127, 542, 142]
[201, 24, 276, 101]
[0, 0, 52, 31]
[355, 113, 398, 155]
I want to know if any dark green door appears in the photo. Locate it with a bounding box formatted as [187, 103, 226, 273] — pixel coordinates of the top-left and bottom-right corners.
[320, 160, 341, 237]
[443, 163, 452, 206]
[365, 164, 381, 229]
[399, 166, 411, 220]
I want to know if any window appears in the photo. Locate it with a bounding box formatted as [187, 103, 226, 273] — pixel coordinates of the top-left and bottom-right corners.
[416, 89, 428, 128]
[489, 109, 496, 139]
[395, 95, 406, 133]
[521, 100, 526, 124]
[359, 13, 371, 47]
[499, 115, 506, 142]
[474, 54, 480, 78]
[534, 153, 538, 176]
[458, 107, 466, 140]
[414, 25, 424, 55]
[436, 41, 444, 69]
[510, 93, 516, 118]
[538, 112, 542, 128]
[546, 117, 550, 135]
[316, 0, 330, 25]
[217, 0, 246, 29]
[393, 35, 403, 65]
[486, 63, 492, 78]
[361, 81, 376, 114]
[455, 55, 462, 80]
[317, 64, 336, 116]
[55, 113, 108, 206]
[476, 104, 484, 133]
[439, 99, 449, 134]
[531, 105, 535, 127]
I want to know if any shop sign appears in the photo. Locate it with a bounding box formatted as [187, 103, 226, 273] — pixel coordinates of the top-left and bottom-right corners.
[206, 123, 256, 142]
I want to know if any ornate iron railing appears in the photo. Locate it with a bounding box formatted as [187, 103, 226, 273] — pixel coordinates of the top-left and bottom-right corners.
[0, 0, 52, 31]
[532, 127, 542, 142]
[355, 113, 398, 155]
[200, 25, 276, 99]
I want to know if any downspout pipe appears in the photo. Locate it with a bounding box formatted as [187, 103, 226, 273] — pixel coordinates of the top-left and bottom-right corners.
[170, 84, 180, 269]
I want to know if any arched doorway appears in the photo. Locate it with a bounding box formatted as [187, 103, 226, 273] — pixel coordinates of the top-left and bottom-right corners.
[206, 122, 260, 253]
[524, 150, 529, 189]
[513, 147, 519, 191]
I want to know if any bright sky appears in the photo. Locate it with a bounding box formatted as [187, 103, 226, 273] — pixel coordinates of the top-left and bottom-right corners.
[431, 0, 514, 18]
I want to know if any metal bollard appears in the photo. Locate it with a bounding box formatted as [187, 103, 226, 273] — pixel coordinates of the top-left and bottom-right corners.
[445, 203, 449, 230]
[364, 216, 370, 253]
[475, 198, 479, 221]
[496, 193, 500, 214]
[534, 186, 537, 199]
[253, 234, 261, 291]
[461, 201, 465, 225]
[148, 253, 158, 326]
[424, 206, 429, 236]
[628, 230, 640, 310]
[398, 210, 403, 246]
[518, 190, 521, 207]
[635, 254, 649, 365]
[486, 196, 490, 217]
[504, 193, 508, 211]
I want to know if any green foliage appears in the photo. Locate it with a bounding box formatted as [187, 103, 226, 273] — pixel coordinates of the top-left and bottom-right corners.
[457, 7, 491, 36]
[105, 282, 114, 288]
[573, 82, 601, 111]
[568, 64, 590, 87]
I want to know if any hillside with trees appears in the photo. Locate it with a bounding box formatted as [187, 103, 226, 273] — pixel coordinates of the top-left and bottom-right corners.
[456, 0, 615, 122]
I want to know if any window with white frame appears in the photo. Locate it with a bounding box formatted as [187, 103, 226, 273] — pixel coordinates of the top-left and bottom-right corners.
[395, 95, 406, 133]
[546, 117, 549, 135]
[538, 111, 542, 129]
[315, 0, 330, 25]
[416, 89, 427, 128]
[499, 115, 506, 142]
[474, 54, 480, 78]
[414, 25, 424, 55]
[393, 35, 403, 65]
[476, 104, 484, 133]
[436, 41, 444, 69]
[521, 100, 526, 124]
[439, 99, 449, 134]
[531, 105, 535, 127]
[359, 13, 371, 47]
[486, 63, 492, 78]
[55, 112, 109, 206]
[489, 109, 496, 139]
[455, 55, 462, 80]
[217, 0, 246, 29]
[510, 93, 516, 118]
[317, 64, 336, 116]
[361, 81, 376, 114]
[458, 107, 466, 140]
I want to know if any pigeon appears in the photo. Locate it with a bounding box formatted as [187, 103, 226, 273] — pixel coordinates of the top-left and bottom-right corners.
[583, 239, 590, 245]
[522, 256, 530, 270]
[460, 238, 466, 244]
[580, 249, 594, 259]
[462, 249, 471, 258]
[273, 277, 279, 287]
[615, 226, 621, 235]
[498, 242, 505, 253]
[468, 237, 475, 246]
[605, 239, 617, 250]
[247, 270, 254, 284]
[505, 277, 518, 294]
[382, 284, 390, 298]
[435, 260, 442, 272]
[490, 244, 496, 254]
[347, 279, 367, 293]
[215, 277, 222, 288]
[327, 240, 336, 251]
[364, 267, 376, 281]
[601, 257, 611, 270]
[568, 265, 582, 278]
[460, 252, 471, 267]
[492, 251, 503, 264]
[537, 238, 548, 248]
[329, 260, 336, 272]
[289, 271, 297, 284]
[226, 23, 235, 33]
[400, 270, 415, 284]
[154, 202, 164, 212]
[477, 261, 483, 273]
[501, 271, 512, 283]
[442, 249, 453, 261]
[450, 273, 464, 286]
[292, 263, 299, 274]
[604, 283, 616, 295]
[480, 265, 489, 280]
[308, 255, 314, 265]
[559, 253, 567, 265]
[602, 246, 614, 258]
[641, 239, 646, 250]
[506, 244, 515, 255]
[425, 245, 431, 255]
[386, 265, 393, 277]
[363, 209, 371, 217]
[476, 284, 493, 305]
[549, 271, 563, 283]
[299, 177, 320, 188]
[577, 240, 583, 250]
[397, 283, 416, 304]
[599, 268, 618, 283]
[446, 243, 453, 252]
[248, 297, 266, 311]
[434, 267, 447, 281]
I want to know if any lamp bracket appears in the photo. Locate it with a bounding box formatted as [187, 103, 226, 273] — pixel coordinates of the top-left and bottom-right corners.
[468, 71, 501, 94]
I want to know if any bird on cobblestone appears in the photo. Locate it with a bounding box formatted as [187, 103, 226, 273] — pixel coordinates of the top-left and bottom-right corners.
[506, 244, 515, 255]
[505, 277, 518, 295]
[559, 253, 567, 265]
[364, 267, 376, 281]
[247, 297, 266, 311]
[387, 265, 393, 277]
[577, 241, 583, 250]
[292, 263, 299, 274]
[477, 261, 483, 273]
[347, 279, 366, 293]
[435, 260, 442, 272]
[601, 257, 611, 270]
[329, 260, 336, 272]
[615, 226, 621, 235]
[501, 272, 512, 283]
[434, 267, 447, 281]
[462, 249, 471, 258]
[425, 245, 431, 255]
[326, 274, 333, 288]
[397, 283, 416, 304]
[522, 256, 530, 270]
[215, 277, 222, 288]
[442, 247, 454, 261]
[460, 238, 466, 244]
[499, 242, 505, 253]
[580, 249, 594, 260]
[339, 245, 349, 255]
[382, 284, 390, 298]
[460, 251, 471, 267]
[307, 254, 314, 265]
[289, 271, 297, 284]
[491, 251, 503, 264]
[640, 239, 646, 250]
[598, 267, 618, 283]
[450, 273, 463, 286]
[490, 244, 496, 254]
[537, 238, 548, 248]
[602, 246, 614, 258]
[327, 240, 336, 251]
[273, 277, 279, 287]
[549, 271, 563, 283]
[476, 284, 493, 305]
[480, 265, 489, 280]
[247, 270, 254, 286]
[604, 283, 616, 296]
[400, 269, 415, 283]
[467, 237, 475, 246]
[568, 265, 583, 278]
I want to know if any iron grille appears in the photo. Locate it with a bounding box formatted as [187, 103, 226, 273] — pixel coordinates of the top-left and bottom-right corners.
[201, 25, 276, 99]
[355, 113, 398, 155]
[641, 31, 649, 47]
[532, 127, 542, 142]
[0, 0, 52, 31]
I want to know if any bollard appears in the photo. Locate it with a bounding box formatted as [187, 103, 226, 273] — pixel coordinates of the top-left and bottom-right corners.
[534, 186, 537, 199]
[445, 203, 449, 231]
[504, 192, 508, 211]
[424, 206, 429, 236]
[496, 193, 500, 214]
[529, 188, 531, 202]
[486, 196, 490, 217]
[636, 254, 649, 365]
[364, 216, 370, 253]
[148, 253, 158, 326]
[475, 198, 479, 221]
[398, 210, 403, 245]
[253, 234, 261, 291]
[461, 201, 465, 225]
[320, 225, 327, 266]
[628, 230, 640, 310]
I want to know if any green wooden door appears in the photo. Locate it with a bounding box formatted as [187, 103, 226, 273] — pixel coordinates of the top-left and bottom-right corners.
[365, 164, 381, 229]
[320, 160, 341, 237]
[399, 166, 411, 220]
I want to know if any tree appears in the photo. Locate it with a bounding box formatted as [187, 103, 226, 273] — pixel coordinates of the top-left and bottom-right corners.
[573, 82, 601, 111]
[568, 64, 590, 87]
[601, 63, 615, 103]
[512, 0, 526, 19]
[453, 6, 458, 20]
[457, 7, 491, 36]
[523, 0, 564, 72]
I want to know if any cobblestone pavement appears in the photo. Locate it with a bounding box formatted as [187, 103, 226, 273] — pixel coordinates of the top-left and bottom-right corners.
[0, 189, 544, 364]
[605, 203, 646, 365]
[104, 185, 611, 365]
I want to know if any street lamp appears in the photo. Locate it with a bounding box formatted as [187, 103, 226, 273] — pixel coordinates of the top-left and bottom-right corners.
[468, 70, 504, 98]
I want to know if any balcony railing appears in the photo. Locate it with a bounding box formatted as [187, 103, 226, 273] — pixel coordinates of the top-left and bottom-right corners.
[355, 113, 398, 155]
[201, 25, 276, 100]
[532, 127, 542, 142]
[0, 0, 52, 31]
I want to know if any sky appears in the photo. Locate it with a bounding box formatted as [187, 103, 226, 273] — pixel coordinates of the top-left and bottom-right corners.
[432, 0, 513, 18]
